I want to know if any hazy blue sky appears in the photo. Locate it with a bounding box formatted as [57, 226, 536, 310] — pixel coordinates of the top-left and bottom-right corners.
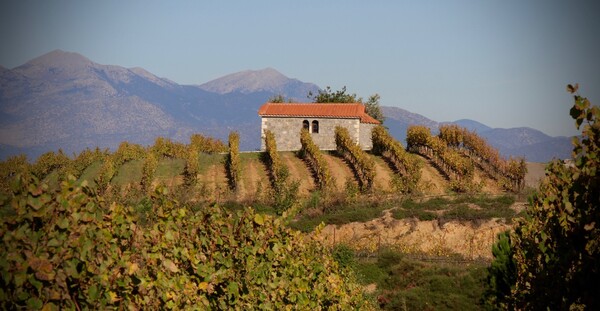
[1, 1, 599, 137]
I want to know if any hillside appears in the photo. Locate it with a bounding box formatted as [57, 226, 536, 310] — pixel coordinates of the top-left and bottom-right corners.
[0, 50, 571, 162]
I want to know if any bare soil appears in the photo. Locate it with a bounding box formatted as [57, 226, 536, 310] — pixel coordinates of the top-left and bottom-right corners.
[417, 156, 448, 195]
[280, 152, 314, 195]
[371, 156, 393, 192]
[321, 152, 356, 191]
[196, 160, 228, 201]
[238, 154, 269, 201]
[315, 209, 512, 260]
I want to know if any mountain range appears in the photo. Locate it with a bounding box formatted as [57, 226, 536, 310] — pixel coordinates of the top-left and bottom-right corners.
[0, 50, 572, 162]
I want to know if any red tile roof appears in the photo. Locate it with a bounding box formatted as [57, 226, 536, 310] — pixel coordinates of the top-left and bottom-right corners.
[258, 103, 380, 124]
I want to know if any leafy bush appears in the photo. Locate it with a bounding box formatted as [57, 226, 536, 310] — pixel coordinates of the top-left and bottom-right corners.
[511, 85, 600, 309]
[0, 175, 372, 309]
[332, 244, 356, 269]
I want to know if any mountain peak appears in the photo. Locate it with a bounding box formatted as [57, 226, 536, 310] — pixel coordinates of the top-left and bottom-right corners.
[23, 49, 92, 68]
[199, 68, 289, 94]
[198, 68, 319, 100]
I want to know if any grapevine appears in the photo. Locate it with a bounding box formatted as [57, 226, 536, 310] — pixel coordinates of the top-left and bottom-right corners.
[299, 128, 332, 191]
[225, 131, 241, 191]
[371, 126, 422, 193]
[263, 130, 299, 213]
[438, 124, 526, 192]
[0, 175, 372, 309]
[334, 126, 376, 192]
[406, 125, 476, 192]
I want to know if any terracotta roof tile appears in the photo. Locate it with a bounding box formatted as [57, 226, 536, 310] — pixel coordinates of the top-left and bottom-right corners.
[258, 103, 380, 124]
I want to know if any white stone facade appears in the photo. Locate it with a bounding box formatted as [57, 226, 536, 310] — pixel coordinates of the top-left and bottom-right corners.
[260, 116, 375, 151]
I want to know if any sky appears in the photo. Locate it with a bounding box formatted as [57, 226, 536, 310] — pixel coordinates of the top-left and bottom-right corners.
[1, 0, 599, 137]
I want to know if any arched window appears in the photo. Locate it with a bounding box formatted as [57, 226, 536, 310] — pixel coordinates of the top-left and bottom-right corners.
[302, 120, 309, 131]
[311, 120, 319, 133]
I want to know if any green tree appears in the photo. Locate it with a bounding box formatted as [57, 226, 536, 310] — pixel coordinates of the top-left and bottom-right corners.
[364, 94, 385, 124]
[309, 86, 384, 123]
[268, 94, 294, 103]
[511, 84, 600, 309]
[308, 86, 359, 103]
[486, 231, 516, 309]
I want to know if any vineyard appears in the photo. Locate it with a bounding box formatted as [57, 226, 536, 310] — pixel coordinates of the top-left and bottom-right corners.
[0, 124, 526, 205]
[0, 125, 530, 309]
[2, 84, 595, 310]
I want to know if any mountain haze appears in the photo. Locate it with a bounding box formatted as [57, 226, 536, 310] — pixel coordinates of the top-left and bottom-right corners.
[0, 50, 571, 162]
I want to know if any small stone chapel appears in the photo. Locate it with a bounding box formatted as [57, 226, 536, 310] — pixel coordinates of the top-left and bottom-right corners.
[258, 102, 380, 151]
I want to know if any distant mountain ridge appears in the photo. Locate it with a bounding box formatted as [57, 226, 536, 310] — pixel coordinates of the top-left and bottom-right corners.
[0, 50, 571, 162]
[199, 68, 319, 101]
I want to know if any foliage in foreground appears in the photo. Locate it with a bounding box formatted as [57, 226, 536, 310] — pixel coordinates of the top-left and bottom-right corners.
[510, 85, 600, 309]
[0, 175, 371, 310]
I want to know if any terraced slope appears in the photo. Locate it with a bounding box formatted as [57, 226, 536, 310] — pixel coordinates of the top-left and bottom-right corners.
[320, 152, 357, 191]
[63, 150, 512, 200]
[415, 155, 448, 195]
[279, 152, 315, 195]
[370, 155, 393, 192]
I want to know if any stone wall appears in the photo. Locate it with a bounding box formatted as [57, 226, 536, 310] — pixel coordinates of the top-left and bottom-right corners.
[359, 123, 376, 150]
[260, 116, 374, 151]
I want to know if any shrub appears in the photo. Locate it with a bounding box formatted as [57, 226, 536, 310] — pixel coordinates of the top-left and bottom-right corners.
[511, 85, 600, 309]
[0, 175, 372, 309]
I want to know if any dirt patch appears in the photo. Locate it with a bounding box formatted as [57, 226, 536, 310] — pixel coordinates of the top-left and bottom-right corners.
[280, 152, 314, 195]
[474, 170, 503, 194]
[315, 209, 511, 260]
[239, 156, 269, 201]
[417, 156, 448, 195]
[196, 161, 228, 201]
[371, 156, 393, 192]
[321, 152, 355, 191]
